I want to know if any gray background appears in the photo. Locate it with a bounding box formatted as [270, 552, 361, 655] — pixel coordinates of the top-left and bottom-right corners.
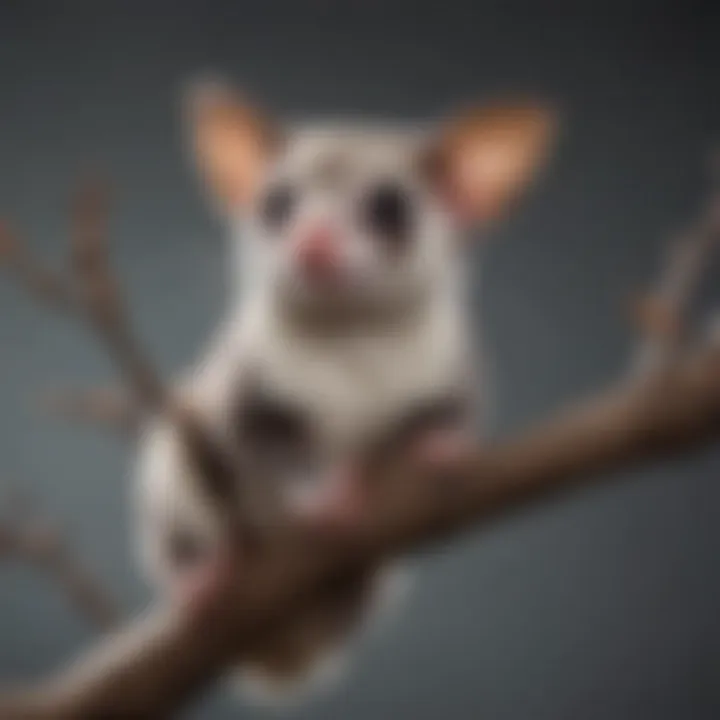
[1, 1, 719, 718]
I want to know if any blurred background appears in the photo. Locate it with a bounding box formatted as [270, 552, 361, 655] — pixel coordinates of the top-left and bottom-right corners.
[0, 1, 719, 718]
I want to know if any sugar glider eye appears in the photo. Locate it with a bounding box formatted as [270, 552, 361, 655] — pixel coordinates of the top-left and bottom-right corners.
[362, 181, 413, 250]
[259, 182, 296, 229]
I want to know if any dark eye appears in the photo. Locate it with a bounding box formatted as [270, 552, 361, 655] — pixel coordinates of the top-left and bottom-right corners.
[260, 183, 295, 228]
[363, 182, 412, 249]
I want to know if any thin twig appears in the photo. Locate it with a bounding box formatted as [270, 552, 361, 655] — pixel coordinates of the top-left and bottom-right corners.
[0, 221, 76, 309]
[38, 385, 139, 436]
[0, 183, 168, 416]
[1, 181, 267, 544]
[69, 181, 167, 413]
[631, 189, 720, 374]
[0, 488, 120, 632]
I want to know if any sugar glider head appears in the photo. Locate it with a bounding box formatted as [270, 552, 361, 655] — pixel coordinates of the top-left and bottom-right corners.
[185, 79, 556, 320]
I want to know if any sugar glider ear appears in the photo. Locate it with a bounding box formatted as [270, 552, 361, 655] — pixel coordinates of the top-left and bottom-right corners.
[184, 79, 281, 212]
[424, 101, 557, 226]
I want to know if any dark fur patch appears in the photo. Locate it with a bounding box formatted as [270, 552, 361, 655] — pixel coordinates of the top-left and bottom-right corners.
[236, 385, 311, 451]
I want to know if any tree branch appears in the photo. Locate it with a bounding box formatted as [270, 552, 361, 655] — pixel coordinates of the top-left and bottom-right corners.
[1, 177, 720, 718]
[38, 385, 139, 436]
[67, 181, 168, 414]
[0, 488, 120, 633]
[0, 221, 77, 310]
[630, 190, 720, 374]
[2, 181, 271, 524]
[3, 336, 720, 718]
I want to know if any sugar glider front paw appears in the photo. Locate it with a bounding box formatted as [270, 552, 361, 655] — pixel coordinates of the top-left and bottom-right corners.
[290, 427, 473, 530]
[405, 426, 473, 470]
[148, 525, 231, 613]
[166, 533, 218, 606]
[287, 463, 368, 530]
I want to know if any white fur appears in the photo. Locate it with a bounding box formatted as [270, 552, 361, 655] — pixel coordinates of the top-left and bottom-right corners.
[134, 123, 475, 706]
[134, 279, 468, 581]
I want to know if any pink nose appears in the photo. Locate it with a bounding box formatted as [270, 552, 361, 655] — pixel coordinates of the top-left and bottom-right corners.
[294, 226, 341, 282]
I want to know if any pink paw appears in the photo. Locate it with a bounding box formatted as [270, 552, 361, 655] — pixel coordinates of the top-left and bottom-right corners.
[408, 428, 472, 470]
[172, 546, 236, 616]
[291, 464, 366, 529]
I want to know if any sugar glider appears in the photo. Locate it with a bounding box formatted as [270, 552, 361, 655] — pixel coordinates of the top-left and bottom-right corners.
[134, 80, 555, 705]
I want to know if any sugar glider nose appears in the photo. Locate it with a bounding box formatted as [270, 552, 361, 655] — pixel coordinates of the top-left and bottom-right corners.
[293, 225, 343, 283]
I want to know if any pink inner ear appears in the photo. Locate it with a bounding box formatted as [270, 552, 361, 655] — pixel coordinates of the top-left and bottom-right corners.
[190, 84, 280, 211]
[434, 171, 489, 232]
[423, 145, 496, 232]
[429, 103, 557, 230]
[445, 193, 478, 229]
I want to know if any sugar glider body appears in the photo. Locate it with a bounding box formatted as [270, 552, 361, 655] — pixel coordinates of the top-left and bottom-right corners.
[136, 277, 471, 702]
[134, 85, 554, 705]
